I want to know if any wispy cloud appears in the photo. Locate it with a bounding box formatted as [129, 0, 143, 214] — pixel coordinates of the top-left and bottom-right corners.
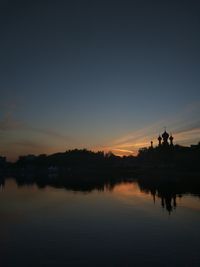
[1, 101, 200, 159]
[0, 112, 24, 131]
[94, 102, 200, 156]
[0, 111, 73, 141]
[0, 110, 75, 160]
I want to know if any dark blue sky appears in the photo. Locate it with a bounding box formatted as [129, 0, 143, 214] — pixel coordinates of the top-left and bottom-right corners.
[0, 0, 200, 160]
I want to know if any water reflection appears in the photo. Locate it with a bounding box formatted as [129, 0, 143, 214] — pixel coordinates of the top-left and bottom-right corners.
[1, 176, 200, 266]
[1, 175, 200, 214]
[0, 177, 5, 192]
[137, 176, 200, 213]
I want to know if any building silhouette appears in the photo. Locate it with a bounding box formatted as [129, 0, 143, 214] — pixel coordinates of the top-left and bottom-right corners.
[157, 128, 174, 147]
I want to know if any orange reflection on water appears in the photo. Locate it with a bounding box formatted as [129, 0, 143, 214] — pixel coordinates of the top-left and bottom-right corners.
[112, 182, 152, 200]
[177, 196, 200, 212]
[112, 182, 200, 214]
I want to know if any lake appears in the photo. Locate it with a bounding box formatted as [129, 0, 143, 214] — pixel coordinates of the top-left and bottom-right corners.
[1, 178, 200, 266]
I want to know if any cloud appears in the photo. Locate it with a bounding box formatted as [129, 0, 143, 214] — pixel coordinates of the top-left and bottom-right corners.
[29, 127, 73, 141]
[0, 112, 24, 131]
[0, 110, 75, 160]
[94, 102, 200, 156]
[1, 101, 200, 159]
[1, 140, 52, 162]
[0, 111, 73, 141]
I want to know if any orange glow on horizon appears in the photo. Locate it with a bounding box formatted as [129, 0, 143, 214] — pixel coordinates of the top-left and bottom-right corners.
[2, 123, 200, 161]
[94, 126, 200, 157]
[112, 182, 151, 198]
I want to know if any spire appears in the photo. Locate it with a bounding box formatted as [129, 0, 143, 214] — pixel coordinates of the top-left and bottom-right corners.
[169, 133, 174, 146]
[158, 135, 162, 146]
[150, 141, 153, 148]
[162, 127, 169, 145]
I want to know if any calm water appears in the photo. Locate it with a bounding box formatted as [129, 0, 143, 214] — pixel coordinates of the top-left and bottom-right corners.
[1, 178, 200, 266]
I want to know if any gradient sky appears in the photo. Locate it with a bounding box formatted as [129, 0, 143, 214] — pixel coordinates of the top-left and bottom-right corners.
[0, 0, 200, 161]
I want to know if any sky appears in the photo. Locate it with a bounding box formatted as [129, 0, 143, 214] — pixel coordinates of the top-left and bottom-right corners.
[0, 0, 200, 161]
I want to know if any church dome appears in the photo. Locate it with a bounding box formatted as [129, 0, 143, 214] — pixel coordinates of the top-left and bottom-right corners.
[162, 130, 169, 139]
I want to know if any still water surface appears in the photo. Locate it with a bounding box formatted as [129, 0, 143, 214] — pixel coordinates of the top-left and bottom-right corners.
[1, 178, 200, 266]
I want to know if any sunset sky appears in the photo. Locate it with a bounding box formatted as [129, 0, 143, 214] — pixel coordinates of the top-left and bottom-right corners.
[0, 0, 200, 161]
